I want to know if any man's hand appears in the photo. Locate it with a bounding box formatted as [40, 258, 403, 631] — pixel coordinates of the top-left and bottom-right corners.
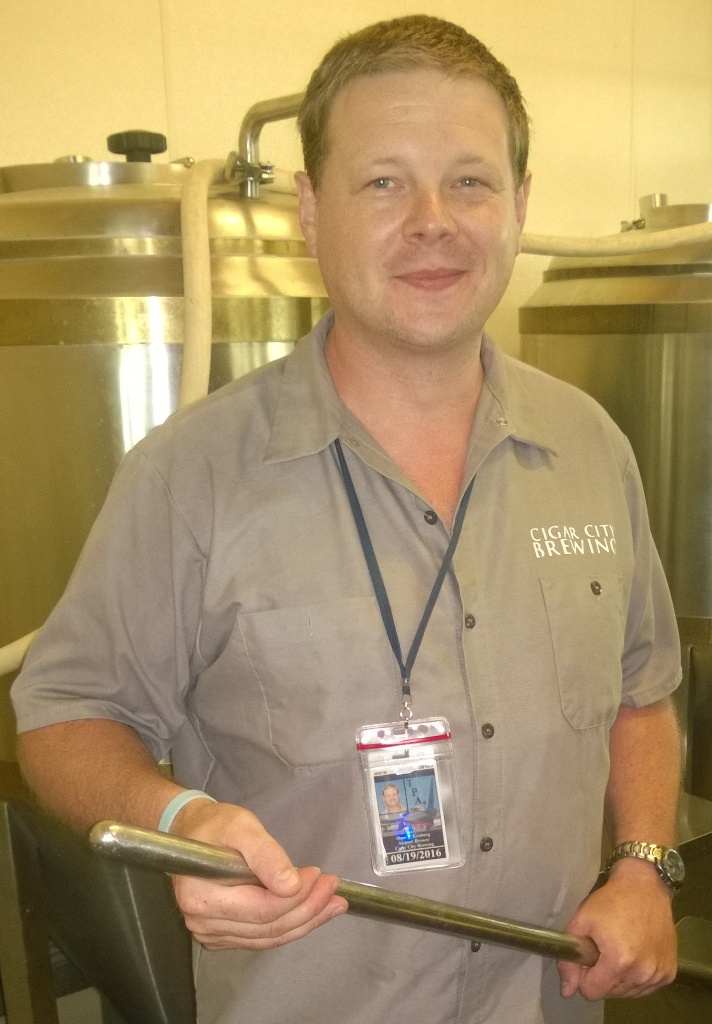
[169, 798, 348, 950]
[558, 860, 677, 1001]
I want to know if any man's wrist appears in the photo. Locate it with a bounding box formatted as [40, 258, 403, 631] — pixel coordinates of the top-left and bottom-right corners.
[170, 796, 220, 838]
[158, 789, 217, 834]
[607, 854, 672, 896]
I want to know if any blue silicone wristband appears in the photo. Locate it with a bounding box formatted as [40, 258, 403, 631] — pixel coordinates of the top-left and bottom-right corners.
[158, 789, 216, 833]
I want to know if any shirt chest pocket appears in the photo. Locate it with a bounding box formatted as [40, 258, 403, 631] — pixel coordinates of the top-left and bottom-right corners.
[540, 573, 626, 729]
[237, 596, 395, 768]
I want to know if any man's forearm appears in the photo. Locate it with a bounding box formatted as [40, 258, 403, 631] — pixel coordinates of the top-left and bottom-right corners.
[19, 719, 347, 948]
[559, 697, 681, 1000]
[605, 697, 681, 848]
[18, 719, 184, 833]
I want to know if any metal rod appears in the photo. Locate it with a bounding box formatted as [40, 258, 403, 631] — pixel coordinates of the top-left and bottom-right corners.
[90, 821, 597, 965]
[90, 822, 712, 988]
[334, 879, 597, 963]
[91, 821, 258, 883]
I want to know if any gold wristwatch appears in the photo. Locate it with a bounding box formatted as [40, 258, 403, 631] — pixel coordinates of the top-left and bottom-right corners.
[605, 841, 685, 893]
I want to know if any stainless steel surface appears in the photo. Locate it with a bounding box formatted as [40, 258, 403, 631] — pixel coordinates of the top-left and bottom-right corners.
[520, 199, 712, 624]
[0, 802, 60, 1024]
[677, 916, 712, 988]
[1, 790, 195, 1024]
[643, 198, 712, 231]
[640, 193, 668, 213]
[0, 142, 328, 759]
[0, 160, 186, 192]
[86, 820, 599, 969]
[688, 646, 712, 801]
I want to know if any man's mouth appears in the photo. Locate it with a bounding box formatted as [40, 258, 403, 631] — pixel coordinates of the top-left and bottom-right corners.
[395, 268, 467, 291]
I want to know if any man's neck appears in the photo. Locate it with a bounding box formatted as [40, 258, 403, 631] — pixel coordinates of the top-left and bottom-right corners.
[326, 324, 484, 411]
[325, 323, 485, 524]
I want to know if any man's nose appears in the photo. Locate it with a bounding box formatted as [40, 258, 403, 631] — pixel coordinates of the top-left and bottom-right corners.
[403, 187, 457, 242]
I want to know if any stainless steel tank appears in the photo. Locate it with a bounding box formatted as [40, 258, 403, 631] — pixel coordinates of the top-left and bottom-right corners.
[520, 196, 712, 631]
[0, 136, 328, 758]
[519, 195, 712, 799]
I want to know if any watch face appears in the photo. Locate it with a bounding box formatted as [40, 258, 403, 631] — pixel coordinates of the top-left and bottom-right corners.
[662, 848, 685, 884]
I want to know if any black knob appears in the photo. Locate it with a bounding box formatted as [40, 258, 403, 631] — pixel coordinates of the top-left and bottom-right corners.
[107, 130, 167, 163]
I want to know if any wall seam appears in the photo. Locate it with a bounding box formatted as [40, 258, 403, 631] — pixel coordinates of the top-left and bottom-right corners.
[157, 0, 174, 158]
[629, 0, 638, 217]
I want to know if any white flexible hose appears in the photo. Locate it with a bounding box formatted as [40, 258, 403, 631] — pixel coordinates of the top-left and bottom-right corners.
[0, 630, 39, 677]
[2, 197, 711, 678]
[178, 158, 226, 409]
[521, 220, 712, 257]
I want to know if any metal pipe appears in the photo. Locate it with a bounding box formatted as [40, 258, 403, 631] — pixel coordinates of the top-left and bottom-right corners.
[90, 821, 597, 966]
[90, 822, 712, 989]
[237, 93, 304, 198]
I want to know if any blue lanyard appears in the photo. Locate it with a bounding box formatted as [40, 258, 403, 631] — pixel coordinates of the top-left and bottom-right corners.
[334, 438, 474, 718]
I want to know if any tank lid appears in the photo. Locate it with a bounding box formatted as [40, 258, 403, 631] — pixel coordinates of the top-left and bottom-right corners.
[631, 196, 712, 232]
[0, 159, 188, 193]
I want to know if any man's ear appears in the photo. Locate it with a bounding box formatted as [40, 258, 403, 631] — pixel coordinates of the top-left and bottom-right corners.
[295, 171, 318, 257]
[515, 170, 532, 247]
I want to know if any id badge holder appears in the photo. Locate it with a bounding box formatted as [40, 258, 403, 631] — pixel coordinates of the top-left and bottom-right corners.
[357, 718, 464, 876]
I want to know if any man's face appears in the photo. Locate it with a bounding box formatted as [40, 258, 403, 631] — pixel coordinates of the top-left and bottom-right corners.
[296, 69, 530, 356]
[383, 786, 401, 809]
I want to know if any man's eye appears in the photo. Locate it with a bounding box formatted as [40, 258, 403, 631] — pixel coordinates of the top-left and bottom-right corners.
[459, 177, 482, 188]
[370, 177, 393, 189]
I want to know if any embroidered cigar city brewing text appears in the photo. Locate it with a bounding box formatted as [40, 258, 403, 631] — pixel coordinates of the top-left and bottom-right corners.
[531, 524, 616, 558]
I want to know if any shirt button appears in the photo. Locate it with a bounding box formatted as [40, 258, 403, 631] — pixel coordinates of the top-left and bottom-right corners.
[591, 580, 602, 596]
[481, 723, 495, 739]
[496, 416, 508, 426]
[424, 510, 438, 525]
[470, 941, 481, 953]
[480, 837, 494, 852]
[464, 614, 476, 629]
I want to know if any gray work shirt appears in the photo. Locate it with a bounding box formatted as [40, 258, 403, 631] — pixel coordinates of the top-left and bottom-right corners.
[13, 313, 681, 1024]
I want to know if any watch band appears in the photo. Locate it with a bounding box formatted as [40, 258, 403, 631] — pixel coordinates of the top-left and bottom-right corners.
[605, 840, 684, 892]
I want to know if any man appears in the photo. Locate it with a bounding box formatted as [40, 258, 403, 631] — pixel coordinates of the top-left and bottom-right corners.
[12, 15, 682, 1024]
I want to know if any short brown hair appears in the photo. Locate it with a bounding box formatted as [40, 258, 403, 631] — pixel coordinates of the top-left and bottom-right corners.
[298, 15, 529, 188]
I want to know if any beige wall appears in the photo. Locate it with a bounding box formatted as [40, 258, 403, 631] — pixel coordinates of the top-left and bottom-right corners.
[2, 0, 711, 354]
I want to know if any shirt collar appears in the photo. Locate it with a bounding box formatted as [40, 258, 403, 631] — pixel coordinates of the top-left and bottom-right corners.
[477, 333, 560, 457]
[264, 312, 343, 463]
[265, 313, 559, 465]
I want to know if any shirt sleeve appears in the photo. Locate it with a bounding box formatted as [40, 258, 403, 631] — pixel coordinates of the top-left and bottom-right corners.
[11, 446, 206, 761]
[619, 436, 682, 707]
